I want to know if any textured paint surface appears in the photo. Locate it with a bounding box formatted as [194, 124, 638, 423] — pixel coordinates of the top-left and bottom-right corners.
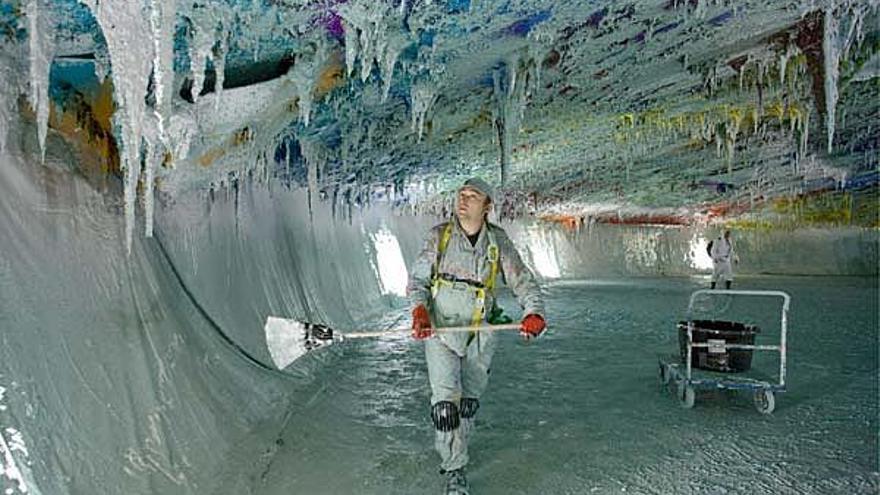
[0, 0, 876, 236]
[0, 2, 877, 494]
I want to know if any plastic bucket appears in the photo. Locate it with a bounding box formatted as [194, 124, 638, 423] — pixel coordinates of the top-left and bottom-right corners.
[678, 320, 760, 373]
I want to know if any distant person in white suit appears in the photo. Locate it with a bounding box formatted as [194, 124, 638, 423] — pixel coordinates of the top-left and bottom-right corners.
[709, 229, 739, 289]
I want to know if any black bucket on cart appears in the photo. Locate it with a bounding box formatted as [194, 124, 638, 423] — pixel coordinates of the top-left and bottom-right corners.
[678, 320, 760, 372]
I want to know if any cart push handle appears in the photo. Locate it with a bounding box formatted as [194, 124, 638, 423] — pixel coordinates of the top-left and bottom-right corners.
[686, 289, 791, 318]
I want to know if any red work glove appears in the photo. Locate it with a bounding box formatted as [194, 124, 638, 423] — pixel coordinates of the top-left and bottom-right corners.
[411, 304, 434, 340]
[520, 314, 546, 339]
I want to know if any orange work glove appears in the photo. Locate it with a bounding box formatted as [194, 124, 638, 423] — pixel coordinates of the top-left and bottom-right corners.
[411, 304, 434, 340]
[520, 314, 546, 339]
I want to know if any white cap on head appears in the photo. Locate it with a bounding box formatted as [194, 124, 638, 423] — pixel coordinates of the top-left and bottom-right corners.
[459, 177, 495, 203]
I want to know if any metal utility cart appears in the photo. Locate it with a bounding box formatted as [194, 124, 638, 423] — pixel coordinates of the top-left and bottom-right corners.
[659, 290, 791, 414]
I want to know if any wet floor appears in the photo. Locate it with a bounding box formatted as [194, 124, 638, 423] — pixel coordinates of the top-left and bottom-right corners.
[257, 275, 879, 495]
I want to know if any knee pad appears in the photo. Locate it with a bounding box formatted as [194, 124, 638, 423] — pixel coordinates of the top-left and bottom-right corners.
[431, 401, 460, 432]
[459, 398, 479, 419]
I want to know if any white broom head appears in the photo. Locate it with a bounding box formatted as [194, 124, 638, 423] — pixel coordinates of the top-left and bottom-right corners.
[265, 317, 337, 369]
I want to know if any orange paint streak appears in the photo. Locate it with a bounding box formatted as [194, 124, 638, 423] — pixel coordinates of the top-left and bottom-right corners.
[602, 214, 689, 226]
[315, 52, 344, 96]
[198, 147, 225, 167]
[541, 214, 581, 231]
[26, 78, 120, 175]
[84, 80, 119, 174]
[542, 211, 691, 227]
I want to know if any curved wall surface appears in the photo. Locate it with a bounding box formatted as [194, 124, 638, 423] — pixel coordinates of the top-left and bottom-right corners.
[0, 131, 306, 494]
[506, 222, 878, 280]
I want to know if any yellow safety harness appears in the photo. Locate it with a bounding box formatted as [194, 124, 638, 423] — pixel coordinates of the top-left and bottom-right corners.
[431, 222, 499, 327]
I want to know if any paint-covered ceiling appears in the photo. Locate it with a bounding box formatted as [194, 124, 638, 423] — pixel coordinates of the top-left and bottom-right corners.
[1, 0, 878, 241]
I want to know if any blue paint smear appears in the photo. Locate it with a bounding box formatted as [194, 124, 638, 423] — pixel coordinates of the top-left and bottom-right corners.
[418, 29, 435, 47]
[653, 21, 680, 36]
[0, 5, 25, 42]
[446, 0, 470, 14]
[707, 10, 733, 27]
[399, 42, 419, 62]
[843, 171, 879, 191]
[476, 71, 495, 88]
[802, 177, 837, 193]
[445, 23, 469, 38]
[503, 9, 551, 37]
[272, 137, 307, 188]
[50, 60, 100, 97]
[388, 78, 412, 103]
[476, 60, 509, 88]
[52, 0, 99, 35]
[173, 20, 192, 74]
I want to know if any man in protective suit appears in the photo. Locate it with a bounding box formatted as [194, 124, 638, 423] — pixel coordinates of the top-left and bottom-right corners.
[710, 229, 739, 289]
[407, 177, 546, 494]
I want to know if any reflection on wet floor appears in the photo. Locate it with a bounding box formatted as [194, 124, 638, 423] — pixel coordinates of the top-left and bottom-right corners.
[258, 276, 878, 495]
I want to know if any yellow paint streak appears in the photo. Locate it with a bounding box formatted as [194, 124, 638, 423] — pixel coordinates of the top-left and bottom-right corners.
[724, 219, 774, 231]
[773, 192, 856, 226]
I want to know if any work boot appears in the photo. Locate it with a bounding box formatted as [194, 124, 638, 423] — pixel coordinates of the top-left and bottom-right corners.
[444, 468, 469, 494]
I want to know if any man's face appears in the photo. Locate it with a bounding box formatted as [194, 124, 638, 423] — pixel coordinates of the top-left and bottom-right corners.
[457, 187, 489, 223]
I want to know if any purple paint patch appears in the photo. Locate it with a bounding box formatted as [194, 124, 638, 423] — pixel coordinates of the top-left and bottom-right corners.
[708, 10, 734, 27]
[503, 10, 552, 37]
[586, 8, 607, 28]
[506, 20, 531, 36]
[324, 12, 344, 39]
[306, 0, 347, 40]
[634, 30, 646, 44]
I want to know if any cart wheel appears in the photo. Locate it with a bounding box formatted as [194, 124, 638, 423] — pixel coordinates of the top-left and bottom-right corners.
[678, 383, 695, 409]
[753, 389, 775, 414]
[659, 363, 670, 385]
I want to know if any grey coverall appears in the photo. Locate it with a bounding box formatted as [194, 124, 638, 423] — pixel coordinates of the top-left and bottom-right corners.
[407, 219, 544, 472]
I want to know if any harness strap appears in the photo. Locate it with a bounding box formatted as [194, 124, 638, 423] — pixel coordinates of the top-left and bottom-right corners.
[485, 242, 499, 292]
[431, 222, 500, 329]
[431, 222, 454, 285]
